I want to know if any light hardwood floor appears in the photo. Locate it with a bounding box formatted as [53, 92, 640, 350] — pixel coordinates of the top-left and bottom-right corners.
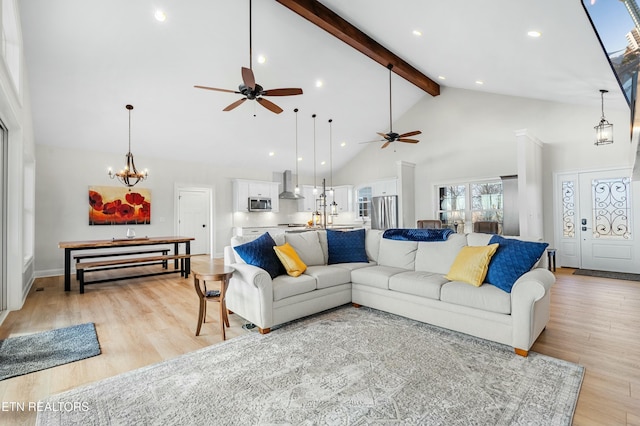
[0, 258, 638, 425]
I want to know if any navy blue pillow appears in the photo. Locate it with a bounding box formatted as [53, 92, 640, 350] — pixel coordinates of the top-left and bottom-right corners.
[485, 235, 548, 293]
[233, 233, 284, 279]
[327, 229, 369, 264]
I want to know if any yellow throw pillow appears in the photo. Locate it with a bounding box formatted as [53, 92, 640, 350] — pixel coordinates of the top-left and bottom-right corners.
[273, 243, 307, 277]
[444, 244, 499, 287]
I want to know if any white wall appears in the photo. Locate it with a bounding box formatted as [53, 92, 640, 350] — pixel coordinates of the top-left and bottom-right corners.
[335, 86, 632, 245]
[34, 145, 277, 274]
[0, 0, 36, 314]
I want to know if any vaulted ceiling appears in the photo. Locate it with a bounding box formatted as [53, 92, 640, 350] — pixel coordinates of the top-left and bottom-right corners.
[19, 0, 625, 176]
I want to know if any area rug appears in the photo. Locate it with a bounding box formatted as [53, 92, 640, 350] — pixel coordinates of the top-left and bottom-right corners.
[0, 323, 100, 381]
[36, 308, 583, 425]
[573, 268, 640, 281]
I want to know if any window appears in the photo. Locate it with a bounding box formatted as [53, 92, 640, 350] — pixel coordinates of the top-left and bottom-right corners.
[438, 185, 466, 231]
[357, 186, 372, 219]
[471, 181, 503, 226]
[437, 180, 504, 233]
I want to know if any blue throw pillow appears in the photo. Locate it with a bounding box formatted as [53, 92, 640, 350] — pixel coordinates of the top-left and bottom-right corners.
[485, 235, 548, 293]
[327, 229, 369, 264]
[233, 233, 284, 279]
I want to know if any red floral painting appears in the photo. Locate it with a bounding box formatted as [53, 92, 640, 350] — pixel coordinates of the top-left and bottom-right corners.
[89, 186, 151, 225]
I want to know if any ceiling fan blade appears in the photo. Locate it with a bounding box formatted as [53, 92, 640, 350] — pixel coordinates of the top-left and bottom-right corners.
[223, 98, 247, 111]
[377, 132, 390, 140]
[257, 97, 283, 114]
[241, 67, 255, 90]
[397, 138, 420, 143]
[381, 141, 391, 149]
[194, 85, 240, 94]
[262, 88, 303, 96]
[398, 130, 422, 138]
[358, 139, 385, 144]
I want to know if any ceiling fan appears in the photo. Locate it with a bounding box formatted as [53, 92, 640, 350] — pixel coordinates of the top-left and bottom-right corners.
[194, 0, 302, 114]
[361, 64, 421, 149]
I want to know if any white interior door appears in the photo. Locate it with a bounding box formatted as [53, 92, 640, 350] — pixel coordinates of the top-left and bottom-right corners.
[177, 189, 211, 255]
[578, 170, 640, 273]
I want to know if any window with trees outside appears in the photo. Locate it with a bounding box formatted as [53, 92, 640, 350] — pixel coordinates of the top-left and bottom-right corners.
[437, 180, 503, 233]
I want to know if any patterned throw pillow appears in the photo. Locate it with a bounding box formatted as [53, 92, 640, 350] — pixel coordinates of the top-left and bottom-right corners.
[486, 235, 548, 293]
[444, 244, 499, 286]
[273, 243, 307, 277]
[327, 229, 369, 264]
[233, 232, 284, 279]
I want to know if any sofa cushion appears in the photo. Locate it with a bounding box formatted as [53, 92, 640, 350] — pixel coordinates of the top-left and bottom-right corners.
[231, 232, 285, 264]
[304, 265, 352, 290]
[389, 271, 449, 300]
[414, 233, 468, 275]
[486, 235, 549, 293]
[351, 265, 406, 290]
[327, 229, 369, 264]
[272, 274, 317, 301]
[233, 233, 284, 279]
[377, 239, 418, 269]
[273, 243, 307, 277]
[444, 244, 499, 286]
[365, 229, 383, 263]
[331, 261, 377, 271]
[440, 281, 511, 314]
[285, 231, 325, 266]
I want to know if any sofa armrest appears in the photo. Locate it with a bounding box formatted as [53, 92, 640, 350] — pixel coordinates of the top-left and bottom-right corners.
[225, 262, 274, 330]
[510, 267, 555, 350]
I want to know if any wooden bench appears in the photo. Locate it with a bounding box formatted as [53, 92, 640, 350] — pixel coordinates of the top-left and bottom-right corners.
[75, 254, 192, 294]
[74, 249, 171, 279]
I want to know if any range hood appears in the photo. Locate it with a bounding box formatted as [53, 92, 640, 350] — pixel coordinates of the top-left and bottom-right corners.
[279, 170, 304, 199]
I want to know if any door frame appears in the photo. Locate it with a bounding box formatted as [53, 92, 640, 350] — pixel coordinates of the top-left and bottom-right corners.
[174, 184, 214, 259]
[553, 166, 638, 271]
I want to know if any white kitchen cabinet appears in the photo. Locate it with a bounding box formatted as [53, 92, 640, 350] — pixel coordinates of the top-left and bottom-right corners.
[371, 179, 397, 197]
[248, 182, 272, 198]
[330, 185, 353, 213]
[233, 179, 280, 212]
[298, 185, 318, 212]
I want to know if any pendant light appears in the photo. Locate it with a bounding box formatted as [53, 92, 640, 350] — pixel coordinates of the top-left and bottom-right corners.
[311, 113, 321, 226]
[108, 104, 148, 187]
[294, 108, 301, 195]
[312, 113, 318, 195]
[594, 89, 613, 146]
[328, 118, 338, 216]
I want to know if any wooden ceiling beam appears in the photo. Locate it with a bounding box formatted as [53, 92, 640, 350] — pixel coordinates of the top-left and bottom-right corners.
[275, 0, 440, 96]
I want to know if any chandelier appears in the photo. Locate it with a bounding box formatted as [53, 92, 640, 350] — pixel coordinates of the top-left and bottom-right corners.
[108, 104, 148, 187]
[594, 89, 613, 146]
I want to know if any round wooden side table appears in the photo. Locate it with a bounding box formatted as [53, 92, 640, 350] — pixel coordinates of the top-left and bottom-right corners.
[193, 265, 234, 340]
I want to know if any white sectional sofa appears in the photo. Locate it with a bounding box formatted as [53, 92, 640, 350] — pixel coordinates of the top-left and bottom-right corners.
[223, 229, 554, 356]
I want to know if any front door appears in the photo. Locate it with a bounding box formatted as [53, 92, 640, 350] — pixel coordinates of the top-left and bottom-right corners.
[177, 189, 211, 255]
[578, 170, 640, 273]
[556, 169, 640, 273]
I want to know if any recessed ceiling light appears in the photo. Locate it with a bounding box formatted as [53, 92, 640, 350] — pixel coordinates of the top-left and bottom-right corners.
[315, 80, 323, 88]
[321, 161, 326, 165]
[268, 152, 275, 157]
[438, 75, 446, 80]
[257, 55, 266, 64]
[475, 80, 484, 85]
[154, 10, 167, 22]
[527, 30, 542, 38]
[412, 30, 422, 36]
[340, 142, 346, 147]
[298, 157, 303, 161]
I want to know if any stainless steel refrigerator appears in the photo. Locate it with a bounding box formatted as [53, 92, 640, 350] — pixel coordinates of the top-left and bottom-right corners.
[371, 195, 398, 230]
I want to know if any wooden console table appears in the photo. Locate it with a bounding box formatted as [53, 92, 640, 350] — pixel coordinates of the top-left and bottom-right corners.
[59, 236, 194, 292]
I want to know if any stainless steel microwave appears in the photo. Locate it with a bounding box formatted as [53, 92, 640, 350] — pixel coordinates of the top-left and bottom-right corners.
[248, 197, 272, 212]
